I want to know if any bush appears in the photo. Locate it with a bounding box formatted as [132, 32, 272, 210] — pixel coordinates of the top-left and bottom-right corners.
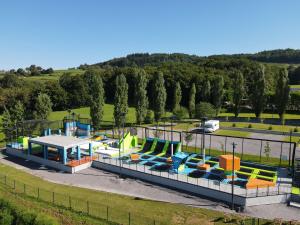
[248, 124, 252, 128]
[232, 123, 236, 127]
[195, 102, 216, 119]
[34, 214, 59, 225]
[268, 125, 273, 130]
[0, 209, 13, 225]
[16, 211, 37, 225]
[173, 107, 188, 120]
[144, 110, 153, 124]
[294, 127, 299, 132]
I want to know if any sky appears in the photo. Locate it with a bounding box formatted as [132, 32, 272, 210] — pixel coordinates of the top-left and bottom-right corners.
[0, 0, 300, 70]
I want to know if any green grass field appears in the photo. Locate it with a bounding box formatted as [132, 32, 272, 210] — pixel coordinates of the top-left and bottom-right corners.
[214, 129, 250, 137]
[218, 112, 300, 119]
[48, 104, 137, 124]
[220, 122, 299, 133]
[0, 162, 256, 225]
[290, 84, 300, 89]
[21, 68, 84, 82]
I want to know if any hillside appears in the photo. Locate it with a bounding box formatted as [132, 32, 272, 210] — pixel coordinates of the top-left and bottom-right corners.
[94, 49, 300, 68]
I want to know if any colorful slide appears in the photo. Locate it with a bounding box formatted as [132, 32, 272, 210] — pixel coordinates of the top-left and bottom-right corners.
[159, 142, 180, 158]
[119, 132, 138, 151]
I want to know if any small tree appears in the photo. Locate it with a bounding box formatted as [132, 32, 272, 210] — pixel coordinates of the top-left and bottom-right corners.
[249, 64, 266, 118]
[34, 93, 53, 120]
[188, 83, 196, 118]
[275, 68, 290, 123]
[10, 100, 25, 123]
[184, 128, 193, 151]
[173, 82, 182, 112]
[2, 106, 13, 140]
[264, 141, 271, 161]
[114, 74, 128, 128]
[135, 69, 148, 124]
[201, 79, 211, 102]
[232, 71, 245, 117]
[153, 72, 167, 122]
[89, 74, 105, 130]
[211, 76, 224, 115]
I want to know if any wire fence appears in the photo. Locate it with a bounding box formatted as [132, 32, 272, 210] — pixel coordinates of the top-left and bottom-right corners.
[136, 126, 299, 168]
[0, 172, 289, 225]
[0, 173, 157, 225]
[95, 156, 291, 199]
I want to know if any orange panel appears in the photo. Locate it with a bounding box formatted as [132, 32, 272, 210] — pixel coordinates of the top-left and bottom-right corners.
[246, 178, 275, 189]
[197, 163, 210, 171]
[130, 154, 140, 161]
[166, 157, 172, 163]
[219, 155, 240, 171]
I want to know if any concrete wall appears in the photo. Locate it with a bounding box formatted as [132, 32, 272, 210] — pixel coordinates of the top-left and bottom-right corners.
[92, 161, 289, 207]
[6, 147, 72, 173]
[92, 160, 247, 206]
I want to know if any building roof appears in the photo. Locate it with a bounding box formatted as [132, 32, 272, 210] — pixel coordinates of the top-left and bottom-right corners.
[29, 135, 91, 149]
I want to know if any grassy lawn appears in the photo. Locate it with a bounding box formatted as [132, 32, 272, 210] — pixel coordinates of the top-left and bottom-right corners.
[283, 136, 300, 144]
[290, 84, 300, 89]
[218, 112, 300, 119]
[0, 163, 256, 225]
[0, 185, 112, 225]
[220, 121, 299, 133]
[214, 129, 250, 138]
[48, 104, 136, 123]
[22, 68, 84, 82]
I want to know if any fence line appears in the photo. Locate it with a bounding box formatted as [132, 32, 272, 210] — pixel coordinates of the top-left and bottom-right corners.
[0, 173, 156, 225]
[96, 156, 291, 199]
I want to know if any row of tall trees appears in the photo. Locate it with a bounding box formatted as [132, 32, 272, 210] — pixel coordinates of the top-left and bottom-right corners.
[0, 61, 292, 129]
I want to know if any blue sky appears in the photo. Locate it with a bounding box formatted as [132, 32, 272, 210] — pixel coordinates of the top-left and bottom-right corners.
[0, 0, 300, 69]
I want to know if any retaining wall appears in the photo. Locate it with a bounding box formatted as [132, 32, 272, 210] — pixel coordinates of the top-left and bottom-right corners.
[5, 147, 91, 173]
[92, 160, 290, 207]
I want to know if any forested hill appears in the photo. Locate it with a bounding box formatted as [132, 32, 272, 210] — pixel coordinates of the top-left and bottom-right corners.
[233, 48, 300, 64]
[93, 49, 300, 67]
[94, 53, 204, 67]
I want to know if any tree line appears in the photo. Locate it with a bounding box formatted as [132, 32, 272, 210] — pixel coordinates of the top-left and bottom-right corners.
[0, 54, 296, 131]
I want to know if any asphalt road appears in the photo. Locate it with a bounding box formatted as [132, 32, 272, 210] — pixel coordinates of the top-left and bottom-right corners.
[136, 127, 300, 161]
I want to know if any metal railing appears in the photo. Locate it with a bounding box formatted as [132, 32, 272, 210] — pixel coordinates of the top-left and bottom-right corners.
[96, 155, 291, 199]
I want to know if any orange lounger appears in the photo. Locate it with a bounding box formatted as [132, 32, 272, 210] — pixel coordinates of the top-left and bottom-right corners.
[130, 154, 140, 161]
[246, 178, 275, 189]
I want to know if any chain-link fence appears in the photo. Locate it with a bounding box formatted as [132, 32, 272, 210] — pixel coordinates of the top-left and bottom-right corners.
[0, 173, 157, 225]
[96, 156, 291, 199]
[136, 126, 298, 168]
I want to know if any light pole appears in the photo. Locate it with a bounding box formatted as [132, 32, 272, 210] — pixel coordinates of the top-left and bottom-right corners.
[201, 117, 208, 163]
[170, 115, 177, 156]
[119, 112, 126, 177]
[231, 142, 237, 210]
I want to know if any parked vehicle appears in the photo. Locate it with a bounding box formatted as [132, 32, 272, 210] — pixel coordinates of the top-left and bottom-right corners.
[200, 120, 220, 133]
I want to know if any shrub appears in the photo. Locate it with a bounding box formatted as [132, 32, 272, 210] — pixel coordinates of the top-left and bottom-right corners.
[0, 210, 13, 225]
[248, 124, 252, 128]
[34, 214, 59, 225]
[268, 125, 273, 130]
[232, 123, 236, 127]
[16, 211, 37, 225]
[173, 107, 188, 120]
[195, 102, 216, 119]
[144, 110, 153, 124]
[294, 127, 299, 132]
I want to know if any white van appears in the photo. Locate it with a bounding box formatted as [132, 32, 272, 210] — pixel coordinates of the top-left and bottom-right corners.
[201, 120, 219, 133]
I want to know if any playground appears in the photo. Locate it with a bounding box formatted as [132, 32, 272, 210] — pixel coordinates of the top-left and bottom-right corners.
[3, 117, 299, 208]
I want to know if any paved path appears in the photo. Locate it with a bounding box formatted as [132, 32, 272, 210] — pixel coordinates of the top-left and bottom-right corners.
[0, 152, 299, 221]
[136, 127, 298, 160]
